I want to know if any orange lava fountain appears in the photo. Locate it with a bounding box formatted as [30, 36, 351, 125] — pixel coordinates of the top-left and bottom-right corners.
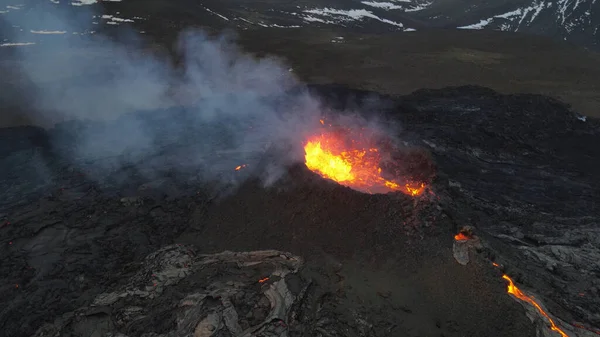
[303, 128, 426, 195]
[502, 275, 569, 337]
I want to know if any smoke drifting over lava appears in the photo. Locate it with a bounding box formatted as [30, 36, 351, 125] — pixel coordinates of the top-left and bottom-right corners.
[3, 5, 420, 193]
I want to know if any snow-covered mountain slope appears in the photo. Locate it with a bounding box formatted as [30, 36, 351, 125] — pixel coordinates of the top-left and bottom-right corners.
[190, 0, 600, 49]
[424, 0, 600, 50]
[0, 0, 598, 49]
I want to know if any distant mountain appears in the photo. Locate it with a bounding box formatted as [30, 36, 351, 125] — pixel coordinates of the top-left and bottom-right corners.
[418, 0, 600, 50]
[191, 0, 600, 50]
[1, 0, 598, 49]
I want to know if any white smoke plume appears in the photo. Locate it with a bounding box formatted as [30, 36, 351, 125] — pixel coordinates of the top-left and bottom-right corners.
[1, 3, 393, 191]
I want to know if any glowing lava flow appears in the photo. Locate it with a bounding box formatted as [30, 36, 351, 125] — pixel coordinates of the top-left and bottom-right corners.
[502, 275, 569, 337]
[304, 132, 426, 195]
[453, 231, 570, 337]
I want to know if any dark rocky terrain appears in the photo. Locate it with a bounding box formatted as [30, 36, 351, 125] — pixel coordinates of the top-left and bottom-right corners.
[1, 84, 599, 337]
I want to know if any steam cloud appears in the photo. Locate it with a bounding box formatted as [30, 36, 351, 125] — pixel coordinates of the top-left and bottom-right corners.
[2, 4, 393, 192]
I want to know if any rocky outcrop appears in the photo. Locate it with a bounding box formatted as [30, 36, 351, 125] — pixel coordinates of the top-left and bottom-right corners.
[30, 246, 398, 337]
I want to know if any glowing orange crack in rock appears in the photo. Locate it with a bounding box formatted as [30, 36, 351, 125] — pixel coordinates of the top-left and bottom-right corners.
[502, 274, 569, 337]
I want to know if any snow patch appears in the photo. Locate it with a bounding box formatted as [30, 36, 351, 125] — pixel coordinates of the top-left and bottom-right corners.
[233, 16, 299, 28]
[268, 24, 301, 28]
[256, 22, 300, 28]
[497, 8, 531, 29]
[457, 1, 550, 32]
[458, 19, 491, 29]
[101, 14, 134, 24]
[71, 0, 97, 6]
[31, 30, 67, 34]
[303, 8, 404, 27]
[69, 0, 120, 5]
[530, 1, 547, 22]
[203, 7, 229, 21]
[564, 20, 576, 32]
[558, 0, 574, 24]
[361, 1, 404, 10]
[302, 15, 334, 24]
[405, 1, 433, 12]
[495, 8, 526, 19]
[235, 17, 254, 24]
[1, 42, 36, 47]
[404, 27, 417, 31]
[577, 115, 587, 122]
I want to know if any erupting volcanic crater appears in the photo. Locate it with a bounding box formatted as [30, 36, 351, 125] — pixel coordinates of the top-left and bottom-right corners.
[302, 119, 434, 196]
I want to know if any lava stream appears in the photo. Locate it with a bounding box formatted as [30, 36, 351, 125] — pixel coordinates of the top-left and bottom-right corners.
[303, 131, 426, 195]
[452, 232, 570, 336]
[502, 275, 569, 337]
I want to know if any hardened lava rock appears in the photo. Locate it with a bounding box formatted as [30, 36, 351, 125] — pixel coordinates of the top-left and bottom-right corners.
[31, 245, 379, 337]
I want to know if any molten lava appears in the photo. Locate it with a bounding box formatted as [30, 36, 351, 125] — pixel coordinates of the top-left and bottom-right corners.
[502, 275, 569, 337]
[303, 128, 426, 195]
[454, 233, 470, 241]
